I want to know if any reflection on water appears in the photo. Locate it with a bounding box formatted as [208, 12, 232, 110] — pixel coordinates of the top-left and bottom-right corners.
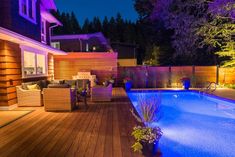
[128, 91, 235, 157]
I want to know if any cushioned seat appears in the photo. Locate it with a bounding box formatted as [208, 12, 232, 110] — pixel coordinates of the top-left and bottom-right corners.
[16, 86, 42, 107]
[43, 87, 76, 112]
[91, 84, 112, 102]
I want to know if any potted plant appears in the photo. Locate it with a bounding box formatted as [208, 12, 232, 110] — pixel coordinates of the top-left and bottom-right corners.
[132, 126, 162, 156]
[130, 94, 162, 156]
[181, 77, 190, 90]
[123, 77, 132, 91]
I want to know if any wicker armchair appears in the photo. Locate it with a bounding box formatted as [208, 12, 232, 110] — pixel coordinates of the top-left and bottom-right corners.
[16, 86, 42, 107]
[43, 88, 76, 112]
[91, 84, 112, 102]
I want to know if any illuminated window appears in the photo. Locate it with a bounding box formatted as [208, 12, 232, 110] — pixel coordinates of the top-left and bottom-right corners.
[51, 42, 60, 49]
[36, 54, 46, 74]
[41, 18, 46, 43]
[24, 51, 36, 75]
[19, 0, 36, 24]
[86, 43, 89, 52]
[23, 51, 46, 77]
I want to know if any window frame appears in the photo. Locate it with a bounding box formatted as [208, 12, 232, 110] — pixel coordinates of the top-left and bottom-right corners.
[19, 0, 37, 24]
[41, 18, 47, 44]
[21, 46, 48, 78]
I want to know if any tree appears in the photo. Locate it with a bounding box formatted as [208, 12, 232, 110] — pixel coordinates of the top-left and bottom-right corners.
[197, 0, 235, 67]
[134, 0, 154, 20]
[152, 0, 207, 57]
[82, 18, 90, 33]
[102, 16, 109, 37]
[70, 12, 81, 34]
[93, 17, 102, 32]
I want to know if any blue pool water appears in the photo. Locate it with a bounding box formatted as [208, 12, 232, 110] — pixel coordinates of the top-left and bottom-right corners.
[127, 91, 235, 157]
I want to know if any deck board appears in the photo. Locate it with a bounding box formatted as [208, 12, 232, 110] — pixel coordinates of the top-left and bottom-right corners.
[0, 88, 143, 157]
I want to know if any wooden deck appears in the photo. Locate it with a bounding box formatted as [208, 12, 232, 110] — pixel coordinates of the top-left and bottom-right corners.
[0, 88, 143, 157]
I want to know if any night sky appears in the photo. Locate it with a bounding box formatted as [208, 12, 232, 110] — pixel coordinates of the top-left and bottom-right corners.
[54, 0, 138, 25]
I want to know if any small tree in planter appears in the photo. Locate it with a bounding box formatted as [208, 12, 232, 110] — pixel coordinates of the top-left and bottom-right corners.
[130, 94, 162, 156]
[124, 77, 132, 91]
[181, 77, 191, 90]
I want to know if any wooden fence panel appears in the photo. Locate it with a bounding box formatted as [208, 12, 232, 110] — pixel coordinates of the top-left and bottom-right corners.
[194, 66, 217, 87]
[54, 52, 118, 83]
[219, 68, 235, 84]
[118, 66, 235, 88]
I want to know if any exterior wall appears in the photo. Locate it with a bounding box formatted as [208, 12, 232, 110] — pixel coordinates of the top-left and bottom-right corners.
[48, 53, 54, 80]
[51, 38, 108, 52]
[0, 40, 54, 107]
[54, 52, 117, 83]
[118, 66, 235, 88]
[46, 21, 51, 45]
[118, 59, 137, 67]
[111, 42, 136, 59]
[0, 0, 41, 42]
[0, 40, 22, 106]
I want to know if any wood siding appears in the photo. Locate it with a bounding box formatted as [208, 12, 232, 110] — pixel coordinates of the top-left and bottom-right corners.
[118, 59, 137, 67]
[48, 53, 54, 80]
[118, 66, 235, 88]
[0, 0, 41, 42]
[0, 40, 22, 106]
[54, 53, 118, 83]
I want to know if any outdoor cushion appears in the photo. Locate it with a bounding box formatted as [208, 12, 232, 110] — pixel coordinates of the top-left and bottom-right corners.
[48, 83, 70, 88]
[27, 84, 40, 90]
[37, 80, 49, 90]
[21, 82, 34, 90]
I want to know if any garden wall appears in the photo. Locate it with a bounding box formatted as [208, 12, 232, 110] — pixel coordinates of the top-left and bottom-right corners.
[54, 52, 118, 83]
[118, 66, 235, 88]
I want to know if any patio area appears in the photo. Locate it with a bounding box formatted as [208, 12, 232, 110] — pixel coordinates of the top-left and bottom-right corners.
[0, 87, 235, 156]
[0, 88, 144, 157]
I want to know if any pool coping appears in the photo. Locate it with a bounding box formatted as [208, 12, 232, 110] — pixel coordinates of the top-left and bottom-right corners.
[127, 89, 235, 104]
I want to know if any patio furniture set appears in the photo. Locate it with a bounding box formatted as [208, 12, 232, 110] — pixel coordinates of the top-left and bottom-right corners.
[16, 72, 113, 112]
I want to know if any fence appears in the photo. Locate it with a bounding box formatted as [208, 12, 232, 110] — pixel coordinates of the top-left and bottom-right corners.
[118, 66, 235, 88]
[54, 52, 118, 83]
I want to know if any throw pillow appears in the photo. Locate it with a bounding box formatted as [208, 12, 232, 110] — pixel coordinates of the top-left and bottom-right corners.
[27, 84, 39, 90]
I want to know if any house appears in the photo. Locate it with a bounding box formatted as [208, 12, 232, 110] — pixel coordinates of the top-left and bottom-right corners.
[111, 42, 137, 66]
[51, 33, 117, 82]
[51, 32, 137, 66]
[0, 0, 66, 109]
[51, 32, 114, 52]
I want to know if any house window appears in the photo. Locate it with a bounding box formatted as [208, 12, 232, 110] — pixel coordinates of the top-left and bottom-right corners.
[19, 0, 36, 24]
[36, 54, 46, 74]
[86, 43, 89, 52]
[23, 51, 47, 77]
[24, 51, 36, 75]
[41, 18, 46, 44]
[51, 42, 60, 49]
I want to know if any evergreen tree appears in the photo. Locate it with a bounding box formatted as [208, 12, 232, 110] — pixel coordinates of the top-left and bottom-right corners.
[82, 18, 90, 33]
[70, 12, 81, 34]
[116, 13, 125, 42]
[102, 16, 109, 37]
[108, 17, 118, 42]
[93, 17, 102, 32]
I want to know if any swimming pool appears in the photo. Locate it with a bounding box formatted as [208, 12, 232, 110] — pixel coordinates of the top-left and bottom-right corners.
[127, 91, 235, 157]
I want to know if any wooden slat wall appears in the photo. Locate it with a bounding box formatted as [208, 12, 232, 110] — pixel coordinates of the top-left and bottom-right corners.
[194, 66, 217, 87]
[0, 40, 22, 106]
[54, 53, 118, 83]
[118, 66, 235, 88]
[48, 53, 54, 80]
[219, 68, 235, 84]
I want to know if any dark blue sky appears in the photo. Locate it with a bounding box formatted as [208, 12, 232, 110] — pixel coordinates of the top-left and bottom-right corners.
[55, 0, 139, 25]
